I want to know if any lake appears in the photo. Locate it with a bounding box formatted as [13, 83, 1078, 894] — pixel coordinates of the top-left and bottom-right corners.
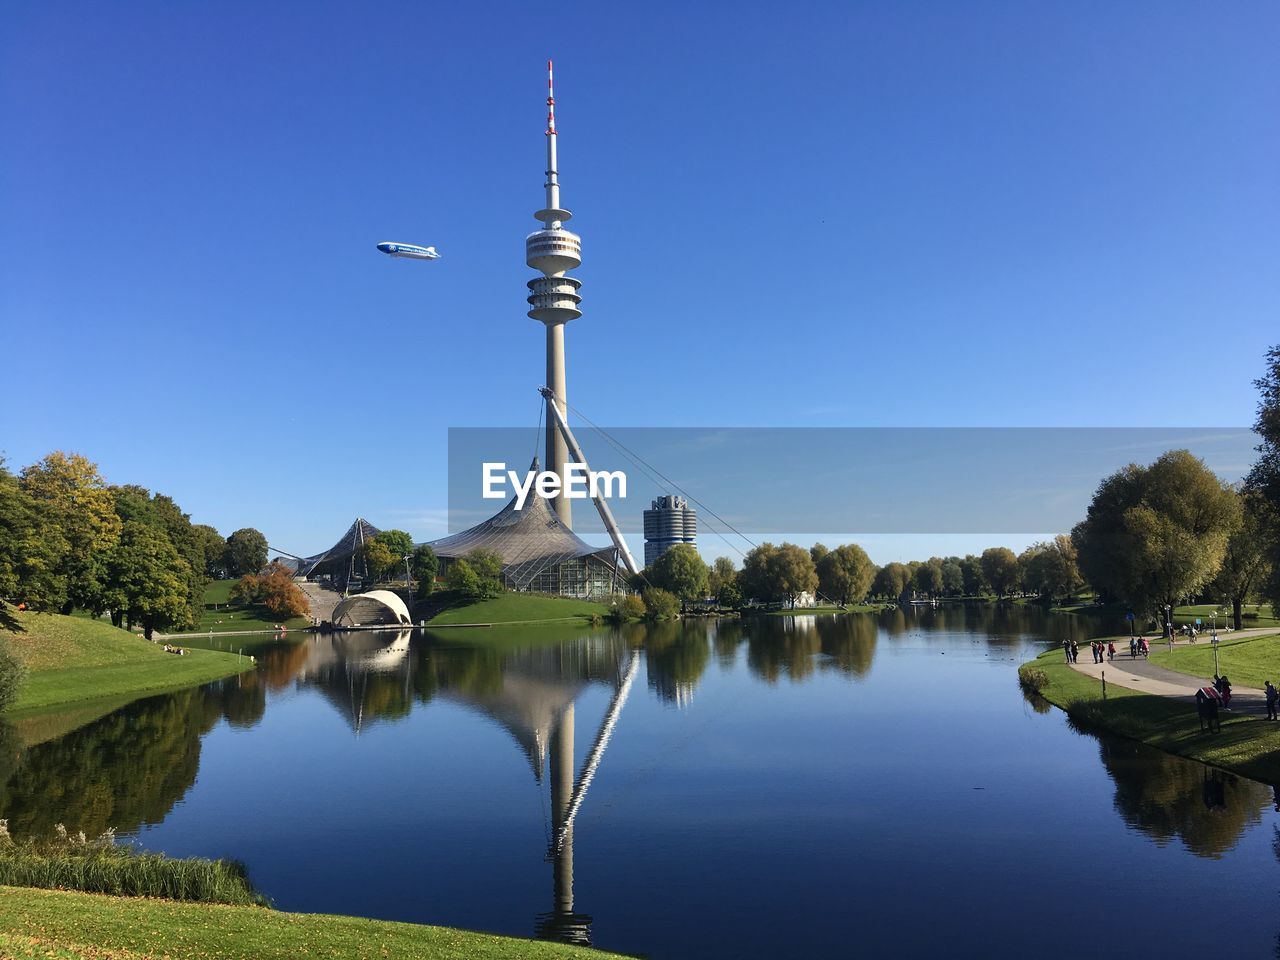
[4, 605, 1279, 959]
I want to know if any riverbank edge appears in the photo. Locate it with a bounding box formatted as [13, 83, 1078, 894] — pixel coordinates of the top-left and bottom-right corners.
[0, 885, 626, 960]
[1019, 648, 1280, 785]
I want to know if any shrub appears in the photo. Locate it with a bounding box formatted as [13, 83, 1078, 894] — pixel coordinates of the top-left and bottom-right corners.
[0, 822, 266, 906]
[615, 594, 646, 621]
[1017, 665, 1049, 695]
[641, 588, 680, 621]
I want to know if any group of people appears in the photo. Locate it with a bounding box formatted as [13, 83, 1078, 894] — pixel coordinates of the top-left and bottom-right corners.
[1063, 636, 1151, 664]
[1212, 673, 1233, 707]
[161, 643, 187, 657]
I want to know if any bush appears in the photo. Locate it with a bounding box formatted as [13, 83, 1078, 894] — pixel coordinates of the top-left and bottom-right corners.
[0, 822, 265, 906]
[641, 588, 680, 621]
[1018, 665, 1049, 695]
[0, 637, 27, 712]
[615, 594, 646, 621]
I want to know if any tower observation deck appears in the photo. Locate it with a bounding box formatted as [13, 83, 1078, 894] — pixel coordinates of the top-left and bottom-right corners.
[528, 60, 581, 527]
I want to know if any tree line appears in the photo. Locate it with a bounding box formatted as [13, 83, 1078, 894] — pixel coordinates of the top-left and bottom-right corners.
[0, 452, 277, 637]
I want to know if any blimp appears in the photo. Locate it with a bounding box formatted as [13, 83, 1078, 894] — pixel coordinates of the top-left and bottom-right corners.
[377, 241, 440, 261]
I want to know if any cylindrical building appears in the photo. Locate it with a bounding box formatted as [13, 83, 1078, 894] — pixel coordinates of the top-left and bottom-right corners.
[643, 495, 698, 568]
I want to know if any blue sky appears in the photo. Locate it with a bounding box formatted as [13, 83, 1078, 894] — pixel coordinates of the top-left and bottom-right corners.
[2, 2, 1277, 561]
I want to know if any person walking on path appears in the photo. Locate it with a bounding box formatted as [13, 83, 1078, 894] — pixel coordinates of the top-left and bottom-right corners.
[1070, 640, 1079, 664]
[1063, 639, 1072, 664]
[1093, 641, 1101, 664]
[1107, 641, 1116, 662]
[1266, 681, 1278, 721]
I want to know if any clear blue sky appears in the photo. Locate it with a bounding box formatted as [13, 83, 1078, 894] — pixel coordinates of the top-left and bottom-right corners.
[3, 2, 1276, 560]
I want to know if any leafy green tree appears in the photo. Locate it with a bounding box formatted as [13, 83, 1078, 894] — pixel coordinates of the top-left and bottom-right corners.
[913, 557, 944, 598]
[646, 544, 709, 609]
[1210, 488, 1274, 629]
[871, 562, 910, 601]
[717, 579, 743, 610]
[960, 555, 988, 597]
[1073, 450, 1242, 635]
[465, 549, 505, 596]
[1245, 345, 1280, 612]
[1018, 535, 1083, 604]
[980, 547, 1019, 599]
[104, 521, 194, 638]
[108, 485, 209, 631]
[224, 528, 268, 577]
[446, 559, 482, 597]
[707, 556, 738, 597]
[411, 544, 439, 597]
[0, 460, 67, 610]
[20, 452, 122, 614]
[641, 587, 680, 621]
[816, 543, 875, 606]
[809, 543, 830, 567]
[739, 542, 819, 607]
[940, 558, 965, 597]
[361, 539, 398, 582]
[615, 594, 646, 620]
[192, 524, 227, 579]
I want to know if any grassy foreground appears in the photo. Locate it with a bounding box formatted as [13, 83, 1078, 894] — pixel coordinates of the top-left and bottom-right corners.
[2, 611, 246, 715]
[429, 593, 610, 626]
[1022, 648, 1280, 784]
[0, 887, 620, 960]
[1149, 631, 1280, 690]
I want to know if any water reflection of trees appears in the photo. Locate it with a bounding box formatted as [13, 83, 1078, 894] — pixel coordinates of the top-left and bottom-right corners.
[1097, 737, 1270, 859]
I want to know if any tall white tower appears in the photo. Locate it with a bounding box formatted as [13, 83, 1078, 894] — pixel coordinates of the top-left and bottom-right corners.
[526, 60, 582, 529]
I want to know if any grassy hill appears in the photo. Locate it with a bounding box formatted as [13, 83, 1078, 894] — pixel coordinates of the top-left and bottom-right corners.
[0, 886, 621, 960]
[428, 593, 610, 626]
[1, 611, 246, 715]
[178, 579, 312, 634]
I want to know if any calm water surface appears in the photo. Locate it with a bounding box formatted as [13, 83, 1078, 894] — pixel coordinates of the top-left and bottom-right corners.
[4, 606, 1280, 959]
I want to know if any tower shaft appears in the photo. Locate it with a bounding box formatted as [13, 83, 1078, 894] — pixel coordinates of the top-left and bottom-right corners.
[526, 59, 582, 528]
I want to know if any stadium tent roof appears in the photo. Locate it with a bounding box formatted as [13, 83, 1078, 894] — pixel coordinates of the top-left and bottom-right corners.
[426, 461, 617, 585]
[296, 518, 381, 579]
[331, 589, 413, 627]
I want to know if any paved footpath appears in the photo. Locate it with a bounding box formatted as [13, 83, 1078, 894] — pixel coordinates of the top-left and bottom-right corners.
[1066, 628, 1277, 717]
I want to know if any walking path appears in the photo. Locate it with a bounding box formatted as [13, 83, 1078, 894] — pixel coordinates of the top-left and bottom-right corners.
[1068, 628, 1276, 716]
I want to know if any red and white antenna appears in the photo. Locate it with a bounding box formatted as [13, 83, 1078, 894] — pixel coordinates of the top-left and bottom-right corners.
[546, 59, 557, 135]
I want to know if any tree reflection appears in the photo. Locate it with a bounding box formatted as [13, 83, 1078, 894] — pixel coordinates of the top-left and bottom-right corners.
[1097, 737, 1270, 859]
[642, 622, 710, 706]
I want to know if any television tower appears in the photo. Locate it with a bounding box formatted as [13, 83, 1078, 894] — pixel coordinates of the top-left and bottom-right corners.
[526, 59, 582, 528]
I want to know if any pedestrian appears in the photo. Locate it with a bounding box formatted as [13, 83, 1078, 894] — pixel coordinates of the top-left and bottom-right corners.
[1063, 639, 1072, 664]
[1220, 674, 1232, 708]
[1107, 641, 1116, 662]
[1070, 640, 1079, 664]
[1266, 681, 1278, 721]
[1092, 641, 1101, 664]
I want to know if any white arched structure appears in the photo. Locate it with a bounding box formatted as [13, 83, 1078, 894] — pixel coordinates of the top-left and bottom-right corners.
[330, 590, 413, 628]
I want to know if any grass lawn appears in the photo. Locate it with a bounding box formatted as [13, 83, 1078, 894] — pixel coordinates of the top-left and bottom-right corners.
[0, 887, 622, 960]
[1170, 603, 1279, 628]
[1149, 631, 1280, 690]
[179, 579, 311, 634]
[429, 593, 610, 626]
[2, 611, 246, 716]
[1023, 648, 1280, 784]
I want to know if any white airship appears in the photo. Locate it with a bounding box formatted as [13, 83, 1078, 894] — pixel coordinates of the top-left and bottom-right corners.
[376, 241, 441, 260]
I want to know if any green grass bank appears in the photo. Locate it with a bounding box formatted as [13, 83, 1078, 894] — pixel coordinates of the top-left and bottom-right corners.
[1149, 631, 1280, 690]
[0, 886, 622, 960]
[1, 611, 246, 715]
[1020, 648, 1280, 784]
[179, 579, 311, 634]
[428, 593, 610, 626]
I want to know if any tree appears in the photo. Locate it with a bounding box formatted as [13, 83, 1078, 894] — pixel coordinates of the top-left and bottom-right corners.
[1245, 345, 1280, 613]
[960, 555, 988, 597]
[646, 544, 709, 609]
[0, 634, 27, 712]
[446, 559, 482, 597]
[361, 540, 398, 582]
[192, 524, 227, 579]
[940, 558, 965, 597]
[1073, 449, 1242, 635]
[231, 561, 310, 620]
[912, 558, 944, 598]
[708, 556, 738, 597]
[739, 542, 818, 607]
[871, 562, 910, 601]
[809, 543, 830, 567]
[1210, 488, 1274, 629]
[20, 452, 122, 614]
[108, 485, 209, 632]
[411, 544, 439, 596]
[616, 594, 646, 620]
[465, 549, 505, 596]
[641, 587, 680, 621]
[105, 521, 194, 638]
[224, 528, 268, 577]
[980, 547, 1019, 599]
[0, 460, 67, 610]
[1018, 535, 1083, 604]
[816, 543, 875, 606]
